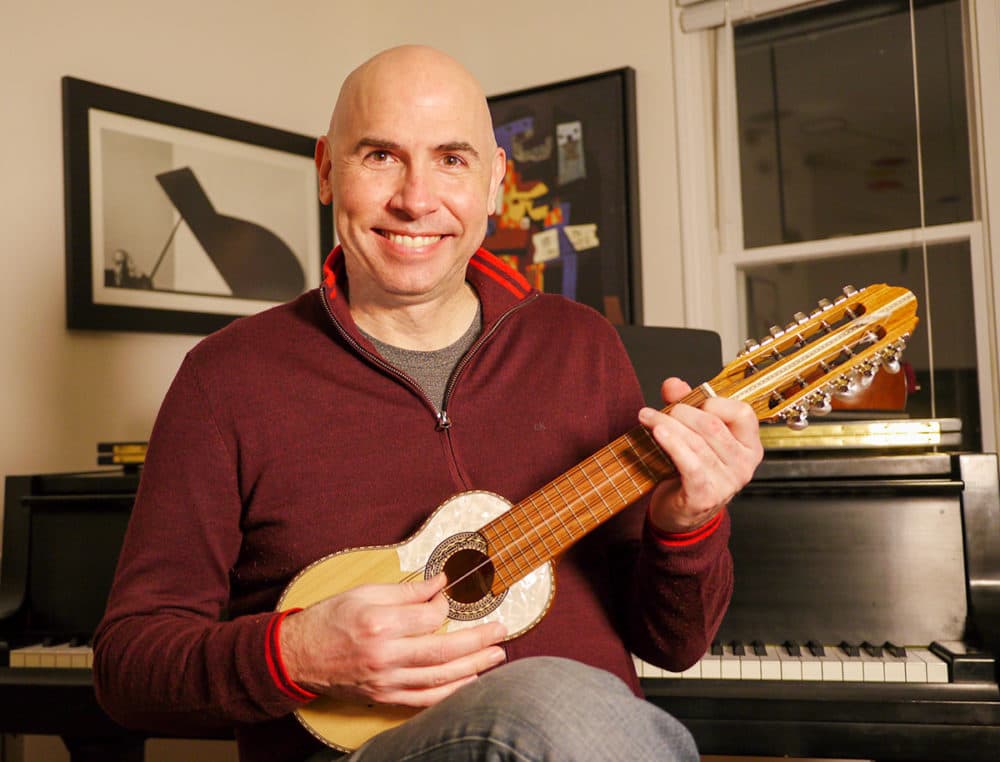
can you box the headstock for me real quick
[708,284,919,430]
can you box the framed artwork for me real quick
[62,76,333,335]
[486,68,642,325]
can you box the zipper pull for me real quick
[435,411,452,431]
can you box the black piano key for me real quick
[751,640,768,656]
[807,640,826,657]
[783,640,802,657]
[731,640,746,656]
[862,641,884,657]
[839,641,861,657]
[710,641,723,656]
[883,641,907,658]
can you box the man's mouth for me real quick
[378,230,443,248]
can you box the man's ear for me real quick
[486,146,507,216]
[315,137,333,204]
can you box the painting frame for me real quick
[486,67,642,325]
[62,76,333,335]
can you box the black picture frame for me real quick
[486,67,642,325]
[62,76,333,335]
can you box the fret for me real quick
[550,479,589,534]
[576,459,616,520]
[606,440,652,495]
[588,452,630,508]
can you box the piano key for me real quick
[783,639,802,657]
[699,650,722,679]
[750,640,768,656]
[884,641,907,658]
[884,651,907,683]
[758,644,782,680]
[862,641,884,658]
[777,645,803,680]
[860,649,886,682]
[800,651,824,681]
[710,642,723,656]
[834,644,865,681]
[720,645,743,679]
[819,652,844,681]
[912,647,949,683]
[839,640,862,658]
[730,640,746,656]
[807,640,827,657]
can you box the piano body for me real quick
[2,453,999,761]
[639,451,1000,761]
[0,469,203,761]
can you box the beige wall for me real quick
[2,1,682,759]
[0,0,682,482]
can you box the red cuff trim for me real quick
[648,509,724,548]
[266,608,319,702]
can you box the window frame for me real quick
[671,0,1000,452]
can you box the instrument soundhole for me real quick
[443,548,495,604]
[425,531,506,621]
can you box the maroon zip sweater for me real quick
[93,248,733,762]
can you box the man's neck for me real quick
[349,282,480,351]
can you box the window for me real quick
[671,0,1000,452]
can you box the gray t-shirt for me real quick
[361,304,482,410]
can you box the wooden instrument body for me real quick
[277,490,555,750]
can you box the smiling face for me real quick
[317,47,506,312]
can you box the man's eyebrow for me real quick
[437,141,480,159]
[354,137,401,153]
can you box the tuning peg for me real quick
[785,406,809,431]
[769,325,784,339]
[817,298,833,311]
[809,392,832,416]
[793,311,808,324]
[833,375,861,400]
[882,351,902,374]
[842,284,858,297]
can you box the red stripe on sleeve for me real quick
[647,509,724,548]
[266,609,319,702]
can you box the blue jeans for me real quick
[305,656,698,762]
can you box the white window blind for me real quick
[676,0,839,32]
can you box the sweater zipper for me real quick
[319,289,538,430]
[437,293,538,420]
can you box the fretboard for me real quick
[480,385,713,593]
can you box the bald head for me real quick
[327,45,497,153]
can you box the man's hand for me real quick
[640,377,763,534]
[279,573,507,707]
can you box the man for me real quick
[94,46,762,762]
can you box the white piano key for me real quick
[801,656,824,681]
[739,654,762,680]
[884,655,907,683]
[860,651,886,682]
[835,646,865,681]
[912,647,949,683]
[632,654,646,678]
[777,648,803,680]
[758,645,782,680]
[904,652,928,683]
[720,645,742,679]
[700,652,722,679]
[820,654,844,681]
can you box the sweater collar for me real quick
[320,245,536,336]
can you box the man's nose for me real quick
[390,163,439,218]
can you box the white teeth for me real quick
[384,232,441,248]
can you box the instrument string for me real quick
[417,393,701,598]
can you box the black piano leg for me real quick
[62,735,145,762]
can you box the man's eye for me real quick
[368,150,390,162]
[442,155,465,167]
